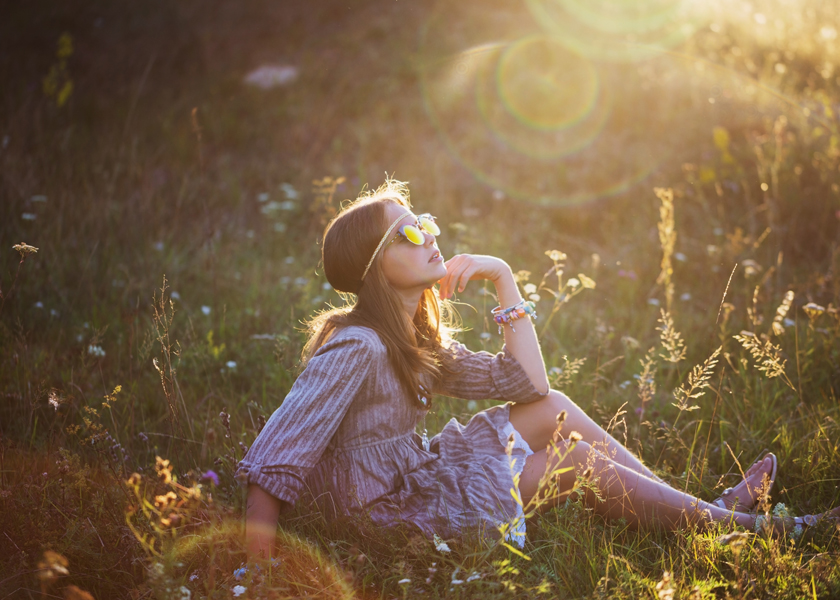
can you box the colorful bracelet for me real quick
[491,299,537,334]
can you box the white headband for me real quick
[360,212,414,282]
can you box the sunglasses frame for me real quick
[387,213,440,247]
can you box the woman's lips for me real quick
[429,251,442,263]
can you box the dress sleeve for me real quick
[432,339,550,404]
[234,334,375,506]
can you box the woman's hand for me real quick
[437,254,511,299]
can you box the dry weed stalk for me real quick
[671,346,721,427]
[533,249,595,336]
[655,187,676,312]
[733,331,796,391]
[637,347,658,421]
[771,290,795,336]
[657,310,687,363]
[152,276,192,438]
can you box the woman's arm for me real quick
[245,484,282,561]
[438,254,549,396]
[491,268,550,395]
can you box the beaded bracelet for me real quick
[491,299,537,334]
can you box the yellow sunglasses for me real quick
[387,213,441,246]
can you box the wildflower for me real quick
[322,282,332,290]
[284,256,295,264]
[577,273,596,289]
[802,302,826,321]
[281,182,299,199]
[569,431,583,442]
[37,550,69,582]
[680,293,691,301]
[648,298,660,306]
[674,252,687,262]
[50,309,59,317]
[243,64,298,89]
[529,293,541,302]
[226,361,237,369]
[479,331,491,340]
[138,432,148,442]
[492,190,505,201]
[232,584,247,597]
[202,470,219,486]
[12,242,39,258]
[523,283,537,294]
[741,259,761,278]
[274,222,287,233]
[278,200,295,210]
[397,578,411,585]
[34,301,44,308]
[201,306,211,315]
[545,250,567,262]
[433,533,451,553]
[279,276,290,285]
[257,192,270,202]
[294,277,308,286]
[48,390,64,410]
[178,586,191,600]
[233,566,248,580]
[22,213,36,221]
[171,291,181,300]
[567,277,580,289]
[621,335,640,350]
[467,400,478,411]
[87,345,106,357]
[783,318,795,327]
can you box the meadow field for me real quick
[2,0,840,597]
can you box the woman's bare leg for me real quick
[509,390,663,482]
[517,440,756,530]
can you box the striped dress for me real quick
[234,325,550,546]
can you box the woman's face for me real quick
[379,202,446,296]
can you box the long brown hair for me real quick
[301,178,460,407]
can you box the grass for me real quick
[2,0,840,597]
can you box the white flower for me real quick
[479,332,491,340]
[22,213,36,220]
[433,533,451,553]
[680,293,692,301]
[171,291,181,300]
[523,283,537,294]
[674,252,687,262]
[567,278,580,289]
[243,64,298,89]
[232,585,247,597]
[467,400,478,412]
[226,361,237,369]
[279,276,291,285]
[647,298,661,306]
[466,571,482,582]
[529,293,541,302]
[179,586,191,600]
[281,183,299,199]
[397,578,411,585]
[783,318,795,327]
[322,282,332,290]
[278,200,295,211]
[257,192,270,202]
[294,277,308,286]
[273,222,287,233]
[88,345,106,357]
[201,306,211,315]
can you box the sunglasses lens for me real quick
[419,215,440,236]
[402,225,425,245]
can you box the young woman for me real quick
[236,179,837,560]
